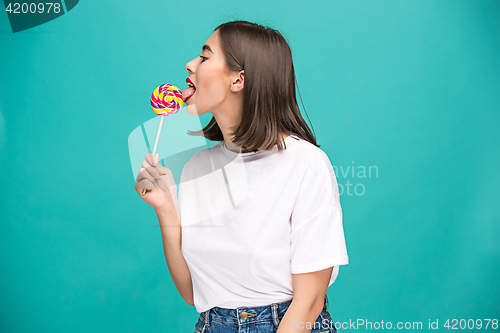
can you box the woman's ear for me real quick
[231,70,244,92]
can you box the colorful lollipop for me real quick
[151,84,183,117]
[142,84,183,196]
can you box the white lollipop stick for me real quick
[142,116,164,196]
[152,115,164,156]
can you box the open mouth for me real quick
[183,79,196,103]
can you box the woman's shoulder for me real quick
[285,134,330,165]
[285,136,337,184]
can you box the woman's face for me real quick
[183,30,241,117]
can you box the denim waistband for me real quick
[201,295,329,328]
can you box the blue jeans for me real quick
[194,295,338,333]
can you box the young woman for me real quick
[135,20,348,333]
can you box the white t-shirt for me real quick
[178,134,349,313]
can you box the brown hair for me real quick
[187,20,320,152]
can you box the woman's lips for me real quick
[182,87,196,103]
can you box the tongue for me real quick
[182,87,196,102]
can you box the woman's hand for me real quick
[134,153,179,216]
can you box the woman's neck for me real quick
[224,133,289,154]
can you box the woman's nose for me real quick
[185,59,196,73]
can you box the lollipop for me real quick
[151,84,183,117]
[142,84,183,196]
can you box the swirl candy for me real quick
[150,84,183,116]
[141,83,183,196]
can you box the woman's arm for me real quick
[277,267,333,333]
[156,208,194,306]
[135,153,194,306]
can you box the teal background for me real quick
[1,0,499,332]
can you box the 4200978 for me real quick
[5,3,62,14]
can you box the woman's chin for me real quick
[186,102,202,116]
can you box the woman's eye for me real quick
[199,55,208,63]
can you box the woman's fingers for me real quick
[157,167,179,192]
[136,154,173,196]
[141,160,164,179]
[145,153,161,168]
[136,167,151,183]
[135,178,157,193]
[155,174,168,191]
[144,153,167,176]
